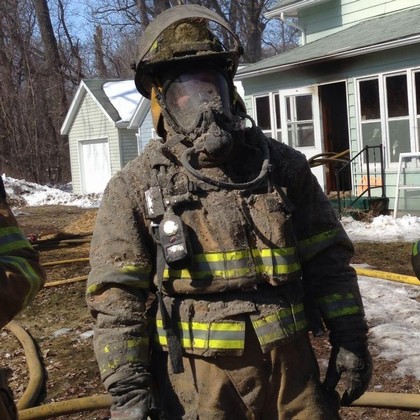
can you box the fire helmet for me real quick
[134,5,243,100]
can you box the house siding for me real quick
[69,93,120,194]
[119,128,139,168]
[300,0,420,43]
[138,111,155,152]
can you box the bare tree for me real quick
[89,0,297,64]
[94,25,108,77]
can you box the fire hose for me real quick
[2,258,419,418]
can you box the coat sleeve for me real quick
[0,200,45,328]
[285,150,367,332]
[86,171,155,390]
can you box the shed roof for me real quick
[60,79,143,135]
[237,7,420,79]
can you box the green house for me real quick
[237,0,420,216]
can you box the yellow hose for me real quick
[15,390,420,419]
[4,321,43,410]
[42,258,89,267]
[44,275,88,287]
[355,267,420,286]
[353,391,420,409]
[18,394,112,419]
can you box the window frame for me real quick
[252,92,282,141]
[356,68,420,169]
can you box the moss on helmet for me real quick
[148,20,224,63]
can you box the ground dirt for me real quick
[1,205,419,419]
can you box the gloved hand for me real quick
[323,319,372,406]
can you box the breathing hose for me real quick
[180,135,271,190]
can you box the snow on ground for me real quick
[3,175,420,380]
[5,176,102,208]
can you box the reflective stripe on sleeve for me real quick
[156,319,246,352]
[316,292,362,320]
[298,228,343,262]
[98,337,150,376]
[0,255,43,308]
[251,303,308,348]
[0,227,32,253]
[87,264,152,295]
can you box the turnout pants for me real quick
[152,322,340,420]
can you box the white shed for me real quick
[61,79,152,194]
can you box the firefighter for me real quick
[0,177,45,420]
[87,5,372,419]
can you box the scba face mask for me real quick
[159,69,236,161]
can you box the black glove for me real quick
[0,177,6,201]
[108,373,159,420]
[323,316,372,406]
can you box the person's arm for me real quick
[0,178,45,328]
[285,151,372,406]
[86,172,158,420]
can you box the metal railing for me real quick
[334,145,387,216]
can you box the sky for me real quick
[3,175,420,382]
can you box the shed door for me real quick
[280,87,324,189]
[79,139,111,194]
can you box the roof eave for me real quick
[60,81,86,135]
[236,35,420,80]
[265,0,328,19]
[128,98,151,129]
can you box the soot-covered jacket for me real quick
[87,128,367,389]
[0,200,45,329]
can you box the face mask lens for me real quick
[163,70,231,131]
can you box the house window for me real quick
[253,93,281,140]
[386,74,410,162]
[360,79,382,162]
[357,69,420,167]
[286,94,314,147]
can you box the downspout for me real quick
[280,12,306,45]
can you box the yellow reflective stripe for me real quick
[87,264,152,295]
[156,319,245,350]
[0,227,32,253]
[413,241,419,257]
[253,248,301,275]
[252,304,308,346]
[164,266,250,280]
[0,256,43,308]
[195,249,250,262]
[100,337,149,374]
[120,265,151,275]
[164,247,300,280]
[316,292,362,319]
[298,228,342,261]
